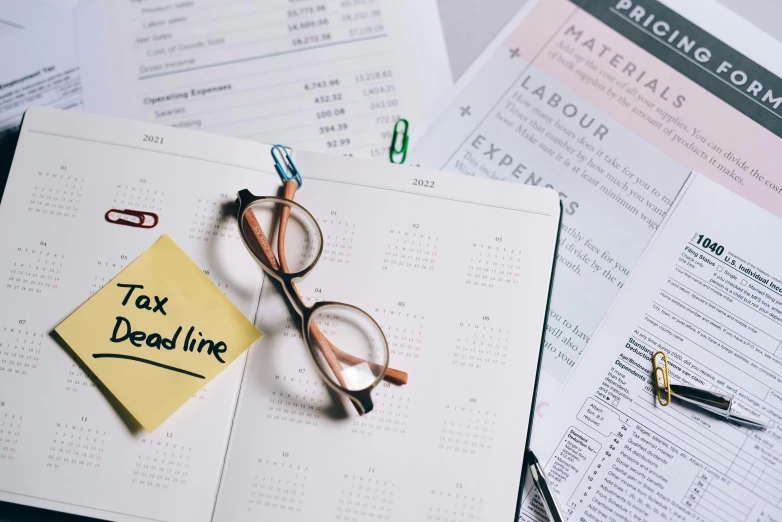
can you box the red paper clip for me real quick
[105,209,159,228]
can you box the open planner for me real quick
[0,107,561,522]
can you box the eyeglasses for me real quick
[235,146,408,415]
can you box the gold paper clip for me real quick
[652,350,671,406]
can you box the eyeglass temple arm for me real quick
[274,182,351,391]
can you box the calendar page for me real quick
[212,152,562,521]
[0,108,560,522]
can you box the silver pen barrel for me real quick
[670,384,768,428]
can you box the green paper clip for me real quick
[389,118,409,164]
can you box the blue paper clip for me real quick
[271,144,302,189]
[389,118,409,164]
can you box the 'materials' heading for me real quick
[614,0,781,112]
[569,0,782,139]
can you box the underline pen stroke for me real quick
[92,353,206,379]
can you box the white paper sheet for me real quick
[522,173,782,521]
[408,0,782,411]
[0,107,560,521]
[74,0,452,159]
[0,1,81,133]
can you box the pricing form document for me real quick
[0,107,560,522]
[0,1,81,133]
[73,0,452,159]
[408,0,782,410]
[523,173,782,522]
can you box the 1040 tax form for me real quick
[524,173,782,522]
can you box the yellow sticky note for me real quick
[56,234,262,431]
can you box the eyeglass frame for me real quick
[235,182,405,415]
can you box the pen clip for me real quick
[652,350,671,406]
[105,209,159,228]
[389,118,409,164]
[271,144,302,189]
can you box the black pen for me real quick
[527,449,564,522]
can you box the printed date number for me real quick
[143,134,164,144]
[413,178,435,188]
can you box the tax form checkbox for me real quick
[741,279,748,286]
[717,265,723,272]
